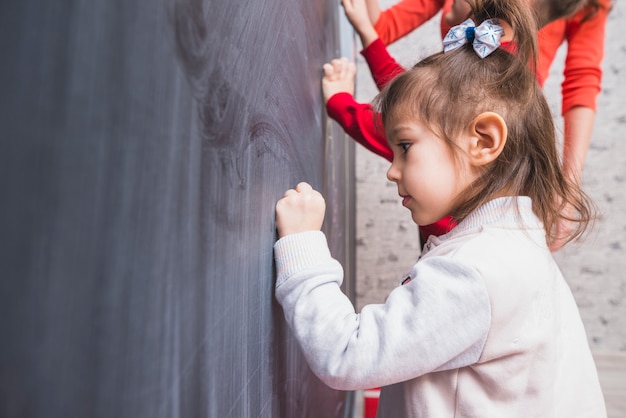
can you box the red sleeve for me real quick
[374,0,447,45]
[561,4,608,113]
[537,2,608,114]
[326,92,393,162]
[360,38,406,91]
[537,20,566,87]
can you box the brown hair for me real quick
[374,0,596,247]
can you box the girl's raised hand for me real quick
[341,0,379,47]
[276,182,326,238]
[322,57,356,104]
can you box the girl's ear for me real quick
[466,112,507,166]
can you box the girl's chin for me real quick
[411,214,432,226]
[411,211,441,227]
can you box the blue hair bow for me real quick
[443,18,504,59]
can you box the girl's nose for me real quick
[386,161,399,183]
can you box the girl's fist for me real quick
[276,182,326,238]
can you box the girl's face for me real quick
[386,117,474,226]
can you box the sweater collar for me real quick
[423,196,543,252]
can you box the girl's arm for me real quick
[327,93,393,161]
[364,0,382,28]
[343,0,380,49]
[560,4,608,116]
[361,38,406,91]
[545,2,608,251]
[562,106,595,186]
[537,4,608,175]
[373,0,447,45]
[322,57,393,161]
[273,231,490,390]
[561,4,608,187]
[343,0,407,89]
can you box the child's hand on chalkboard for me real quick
[276,182,326,238]
[322,58,356,104]
[342,0,379,48]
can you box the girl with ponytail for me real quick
[274,0,606,416]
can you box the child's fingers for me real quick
[337,57,349,78]
[339,58,355,81]
[325,57,346,77]
[322,57,348,80]
[322,57,355,103]
[322,62,334,77]
[295,182,313,193]
[275,183,326,237]
[331,58,345,68]
[347,61,356,76]
[279,182,313,202]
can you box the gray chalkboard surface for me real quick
[0,0,355,417]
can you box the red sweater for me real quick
[374,0,609,112]
[536,4,609,112]
[374,0,451,47]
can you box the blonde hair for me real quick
[374,0,596,247]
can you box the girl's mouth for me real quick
[402,196,412,207]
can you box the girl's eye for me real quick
[399,142,411,154]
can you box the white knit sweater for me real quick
[274,197,606,417]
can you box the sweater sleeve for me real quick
[274,231,491,390]
[374,0,447,45]
[561,4,608,114]
[326,92,393,161]
[361,38,406,91]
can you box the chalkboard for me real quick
[0,0,355,417]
